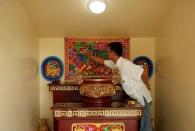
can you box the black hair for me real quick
[108,42,123,56]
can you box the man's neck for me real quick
[113,56,120,63]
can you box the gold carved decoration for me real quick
[80,83,115,98]
[112,67,121,85]
[79,68,121,98]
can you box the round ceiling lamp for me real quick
[88,0,107,14]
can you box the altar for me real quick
[48,76,144,131]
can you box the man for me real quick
[84,42,152,131]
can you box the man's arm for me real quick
[87,55,105,65]
[82,51,105,64]
[82,51,115,69]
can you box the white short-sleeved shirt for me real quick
[104,57,152,106]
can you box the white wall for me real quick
[39,37,155,130]
[39,38,64,130]
[156,0,195,131]
[0,1,39,131]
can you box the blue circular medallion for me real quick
[41,56,64,82]
[133,56,154,79]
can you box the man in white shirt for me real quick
[84,42,152,131]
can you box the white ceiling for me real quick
[21,0,174,37]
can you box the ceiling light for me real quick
[88,0,107,14]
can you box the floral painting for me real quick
[65,37,129,78]
[72,123,125,131]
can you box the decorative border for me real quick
[49,85,122,91]
[53,103,84,108]
[54,109,142,118]
[49,86,79,91]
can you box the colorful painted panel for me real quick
[72,123,125,131]
[65,37,129,77]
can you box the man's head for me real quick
[107,42,123,60]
